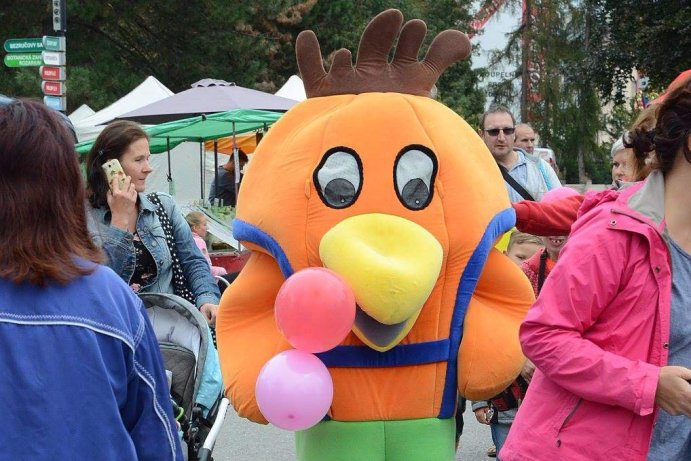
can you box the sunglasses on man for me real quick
[484,127,515,137]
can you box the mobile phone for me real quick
[102,158,126,189]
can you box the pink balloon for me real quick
[541,186,580,203]
[275,267,355,353]
[255,349,333,431]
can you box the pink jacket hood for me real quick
[501,171,672,461]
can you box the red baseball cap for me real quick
[650,69,691,105]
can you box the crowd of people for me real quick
[456,77,691,460]
[1,66,689,459]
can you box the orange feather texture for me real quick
[216,92,535,423]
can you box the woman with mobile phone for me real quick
[500,78,691,460]
[85,121,221,326]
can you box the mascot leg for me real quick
[295,418,455,461]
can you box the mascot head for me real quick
[235,9,514,354]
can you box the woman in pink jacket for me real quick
[501,78,691,460]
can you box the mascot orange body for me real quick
[217,10,534,460]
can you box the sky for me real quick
[470,5,519,70]
[467,3,522,113]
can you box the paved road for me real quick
[211,405,494,460]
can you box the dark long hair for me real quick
[0,100,103,285]
[85,120,148,208]
[622,105,658,180]
[654,77,691,172]
[626,77,691,173]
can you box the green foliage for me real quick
[480,0,685,183]
[419,0,485,125]
[586,143,614,184]
[602,98,640,139]
[535,2,608,183]
[587,0,691,103]
[484,0,629,183]
[0,0,484,120]
[0,0,50,100]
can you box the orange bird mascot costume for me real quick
[217,9,534,461]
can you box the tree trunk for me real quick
[578,4,591,184]
[520,0,531,122]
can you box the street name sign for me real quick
[40,65,66,81]
[42,51,66,66]
[42,36,66,52]
[3,38,43,53]
[42,81,66,96]
[4,53,43,67]
[44,95,66,111]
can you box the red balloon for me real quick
[275,267,356,353]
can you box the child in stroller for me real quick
[140,293,229,461]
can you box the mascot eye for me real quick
[394,145,437,210]
[314,147,363,209]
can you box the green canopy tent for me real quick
[75,108,282,200]
[75,108,282,155]
[76,108,284,251]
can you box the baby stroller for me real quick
[140,293,229,461]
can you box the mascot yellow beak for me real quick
[319,214,443,352]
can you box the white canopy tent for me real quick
[68,104,95,124]
[145,144,223,204]
[74,76,173,142]
[76,76,299,249]
[275,75,306,101]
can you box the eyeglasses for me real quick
[484,127,515,137]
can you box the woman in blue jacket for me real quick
[0,99,183,460]
[85,121,220,325]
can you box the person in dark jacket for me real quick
[208,149,249,207]
[0,99,183,460]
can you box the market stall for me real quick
[75,108,284,252]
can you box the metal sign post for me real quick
[52,0,67,34]
[2,1,68,112]
[50,0,67,112]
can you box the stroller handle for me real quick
[198,397,230,461]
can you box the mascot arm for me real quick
[216,251,290,423]
[513,195,582,236]
[458,248,535,400]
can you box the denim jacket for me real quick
[87,192,220,308]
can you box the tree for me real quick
[485,0,609,183]
[0,0,484,119]
[586,0,691,103]
[417,0,486,125]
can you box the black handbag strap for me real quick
[537,250,549,294]
[498,164,535,202]
[147,193,196,304]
